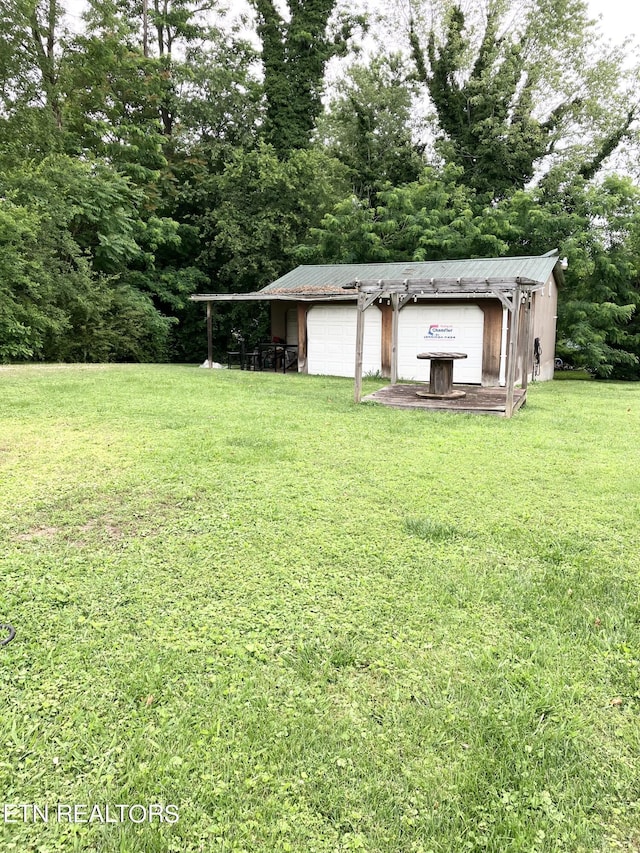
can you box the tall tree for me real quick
[0,0,70,160]
[406,0,638,198]
[195,142,349,291]
[182,143,349,356]
[76,0,231,150]
[252,0,364,155]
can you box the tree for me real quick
[179,143,348,355]
[62,23,167,181]
[466,178,640,377]
[553,177,640,377]
[0,155,192,362]
[318,55,425,200]
[298,164,508,263]
[252,0,365,155]
[406,0,638,198]
[193,142,347,287]
[0,0,71,162]
[0,199,58,361]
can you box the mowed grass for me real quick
[0,365,639,853]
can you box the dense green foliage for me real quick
[317,56,425,201]
[1,365,640,850]
[0,155,180,361]
[0,0,638,374]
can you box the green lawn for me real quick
[1,365,639,852]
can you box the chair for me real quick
[226,350,244,369]
[244,349,260,371]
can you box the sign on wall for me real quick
[425,324,457,340]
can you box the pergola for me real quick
[345,275,544,418]
[192,253,561,418]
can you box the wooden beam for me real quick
[354,292,366,403]
[362,292,380,311]
[390,292,399,386]
[504,286,522,418]
[493,291,514,311]
[191,293,355,302]
[352,276,544,294]
[206,302,213,369]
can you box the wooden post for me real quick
[297,303,308,374]
[354,291,365,403]
[521,292,532,391]
[390,292,399,386]
[206,301,213,369]
[505,286,521,418]
[380,303,392,378]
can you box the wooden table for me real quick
[416,351,468,399]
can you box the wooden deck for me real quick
[362,383,527,416]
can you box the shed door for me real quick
[307,305,381,377]
[397,304,484,383]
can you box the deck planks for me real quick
[362,383,527,416]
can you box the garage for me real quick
[192,253,562,417]
[397,304,485,383]
[307,304,382,377]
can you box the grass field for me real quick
[0,365,639,853]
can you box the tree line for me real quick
[1,0,639,376]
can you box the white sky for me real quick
[63,0,639,46]
[587,0,639,44]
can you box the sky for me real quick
[586,0,639,44]
[63,0,640,46]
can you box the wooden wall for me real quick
[380,303,392,378]
[480,301,503,386]
[532,275,558,381]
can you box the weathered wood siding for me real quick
[380,302,393,378]
[480,301,503,386]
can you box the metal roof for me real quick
[260,254,562,295]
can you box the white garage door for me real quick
[307,305,382,377]
[398,304,484,383]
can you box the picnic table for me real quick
[416,351,468,399]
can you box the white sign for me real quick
[425,324,457,340]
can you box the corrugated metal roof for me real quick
[260,254,561,294]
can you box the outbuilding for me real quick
[192,251,562,417]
